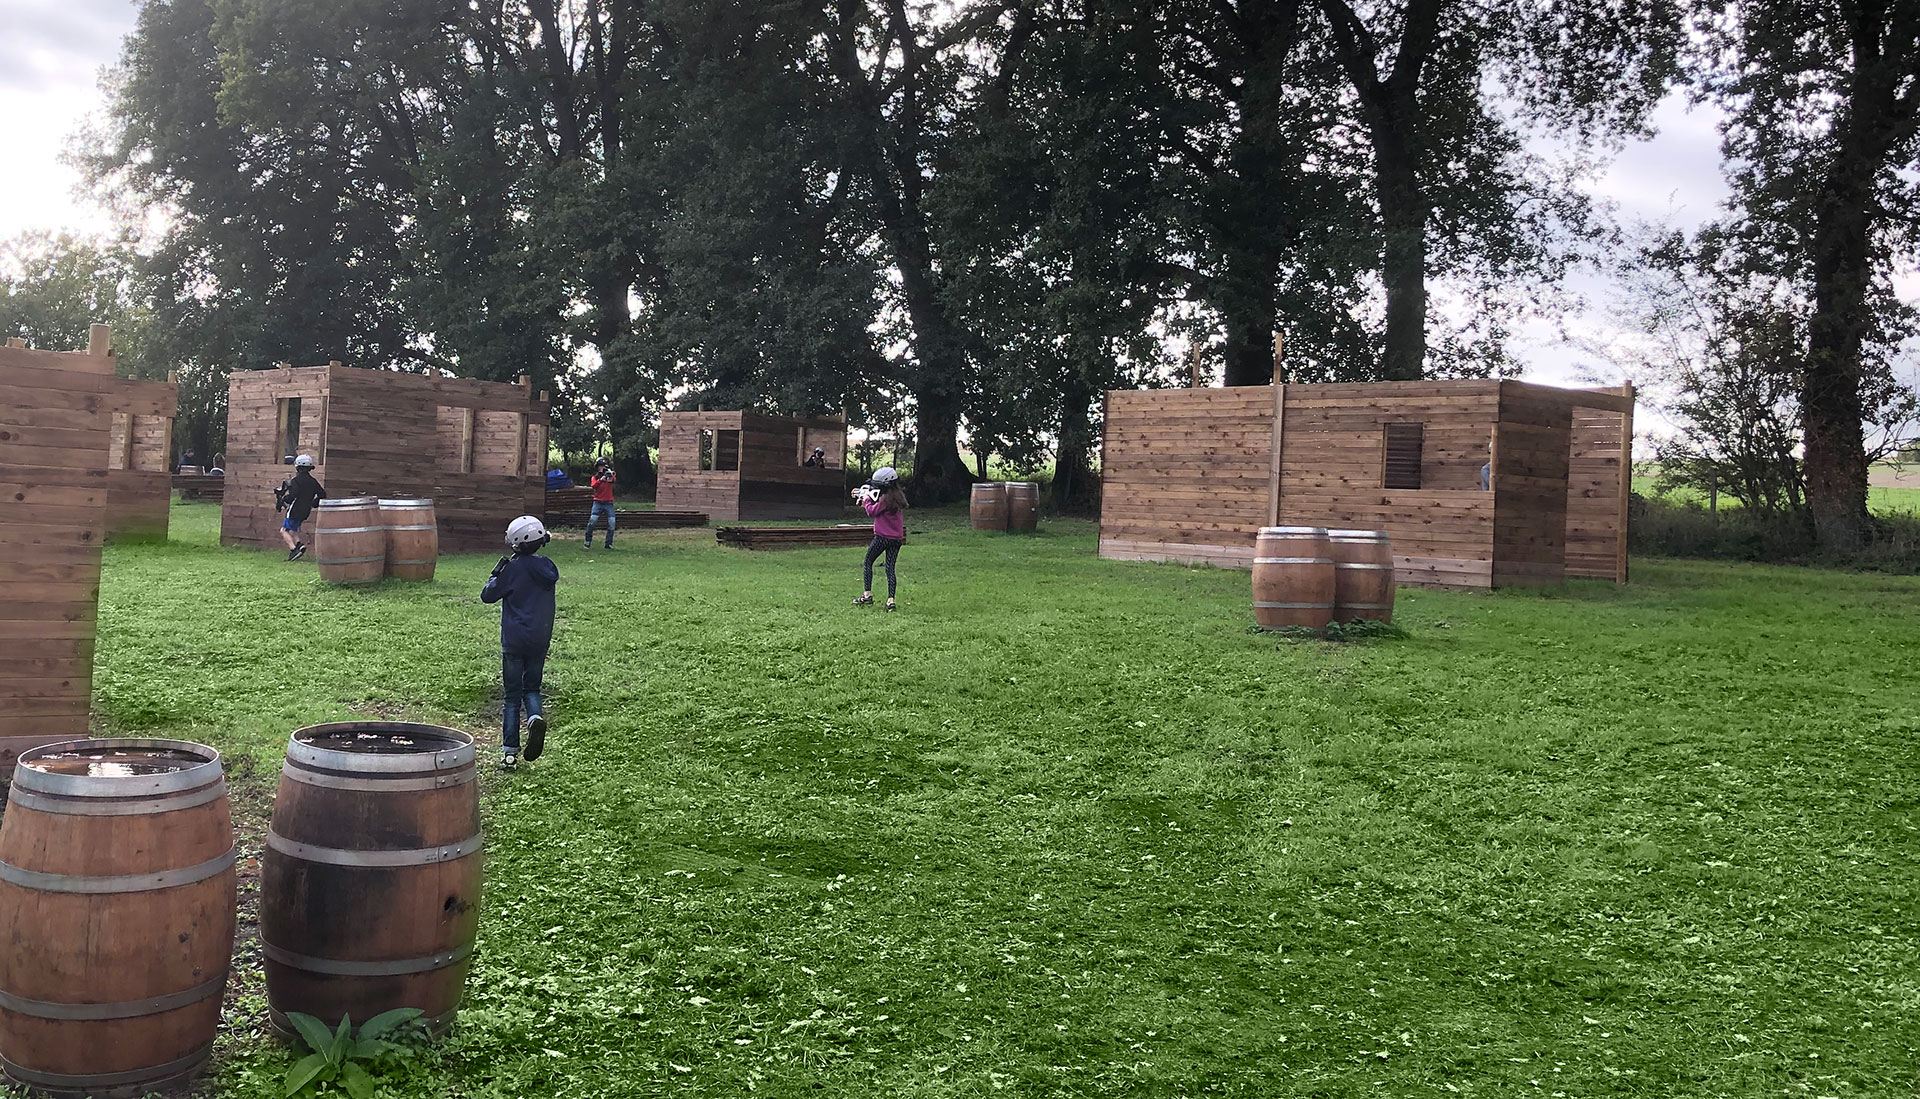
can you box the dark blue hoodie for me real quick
[481,552,559,654]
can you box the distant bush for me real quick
[1631,493,1920,572]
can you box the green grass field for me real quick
[80,502,1920,1097]
[1631,472,1920,515]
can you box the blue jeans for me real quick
[502,650,546,751]
[585,501,615,546]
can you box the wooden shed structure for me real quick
[1099,379,1634,588]
[0,326,116,764]
[656,410,848,520]
[222,363,549,553]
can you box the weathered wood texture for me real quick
[221,365,548,553]
[103,376,178,541]
[657,411,849,520]
[716,525,874,549]
[0,340,115,761]
[1098,380,1632,589]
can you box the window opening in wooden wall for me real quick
[715,430,740,472]
[278,397,303,463]
[1382,422,1423,489]
[797,426,839,468]
[699,429,715,471]
[437,406,475,473]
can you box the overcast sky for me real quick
[0,0,1748,390]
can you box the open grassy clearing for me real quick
[1631,473,1920,515]
[75,502,1920,1097]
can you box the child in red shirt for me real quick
[584,457,616,549]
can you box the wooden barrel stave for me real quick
[314,497,385,585]
[262,723,482,1036]
[1004,482,1039,531]
[1251,526,1336,629]
[379,498,439,581]
[0,739,235,1096]
[1328,529,1396,623]
[969,483,1008,530]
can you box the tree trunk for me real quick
[1373,105,1427,381]
[1052,367,1098,513]
[1220,243,1279,386]
[1802,148,1875,549]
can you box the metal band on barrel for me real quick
[262,940,474,977]
[4,780,227,818]
[1254,601,1336,610]
[316,526,385,535]
[12,739,222,799]
[2,1043,212,1090]
[0,973,225,1021]
[1253,556,1333,564]
[266,831,483,867]
[0,848,235,894]
[286,726,475,774]
[281,762,474,793]
[1333,562,1393,570]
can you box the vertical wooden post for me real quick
[1188,344,1203,389]
[1617,383,1634,584]
[1267,341,1286,527]
[88,324,112,358]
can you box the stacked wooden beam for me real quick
[172,474,226,502]
[615,509,707,528]
[716,524,875,549]
[0,326,115,768]
[542,485,594,523]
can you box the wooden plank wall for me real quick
[1490,383,1575,586]
[657,411,849,520]
[220,364,548,553]
[103,376,177,542]
[738,413,847,520]
[657,412,745,519]
[1278,382,1500,587]
[221,367,329,549]
[1566,400,1631,581]
[1099,388,1274,567]
[0,331,115,766]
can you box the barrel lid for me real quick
[13,738,223,798]
[971,483,1005,492]
[377,498,434,507]
[287,722,475,774]
[320,496,378,507]
[1327,529,1389,541]
[1258,525,1329,535]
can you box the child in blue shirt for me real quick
[482,516,560,769]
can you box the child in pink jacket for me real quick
[853,467,908,611]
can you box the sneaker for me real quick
[291,542,308,561]
[885,600,896,612]
[582,541,592,549]
[286,547,299,561]
[853,594,874,606]
[524,714,547,762]
[500,752,518,770]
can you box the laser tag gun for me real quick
[272,480,292,513]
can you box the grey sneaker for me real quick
[500,751,518,770]
[524,714,547,762]
[290,542,308,561]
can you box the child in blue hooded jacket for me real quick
[483,516,560,769]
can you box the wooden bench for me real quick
[716,525,877,550]
[172,474,225,502]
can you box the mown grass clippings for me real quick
[74,499,1920,1097]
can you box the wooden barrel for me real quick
[262,723,482,1038]
[1328,529,1396,623]
[1251,526,1335,629]
[379,498,438,581]
[1004,482,1039,531]
[0,739,234,1097]
[313,497,384,585]
[969,483,1008,530]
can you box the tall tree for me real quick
[1695,0,1920,547]
[1317,0,1680,378]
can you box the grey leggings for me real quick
[863,536,903,597]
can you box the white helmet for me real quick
[506,515,549,550]
[870,466,900,488]
[294,454,315,468]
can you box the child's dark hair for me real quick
[879,485,908,511]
